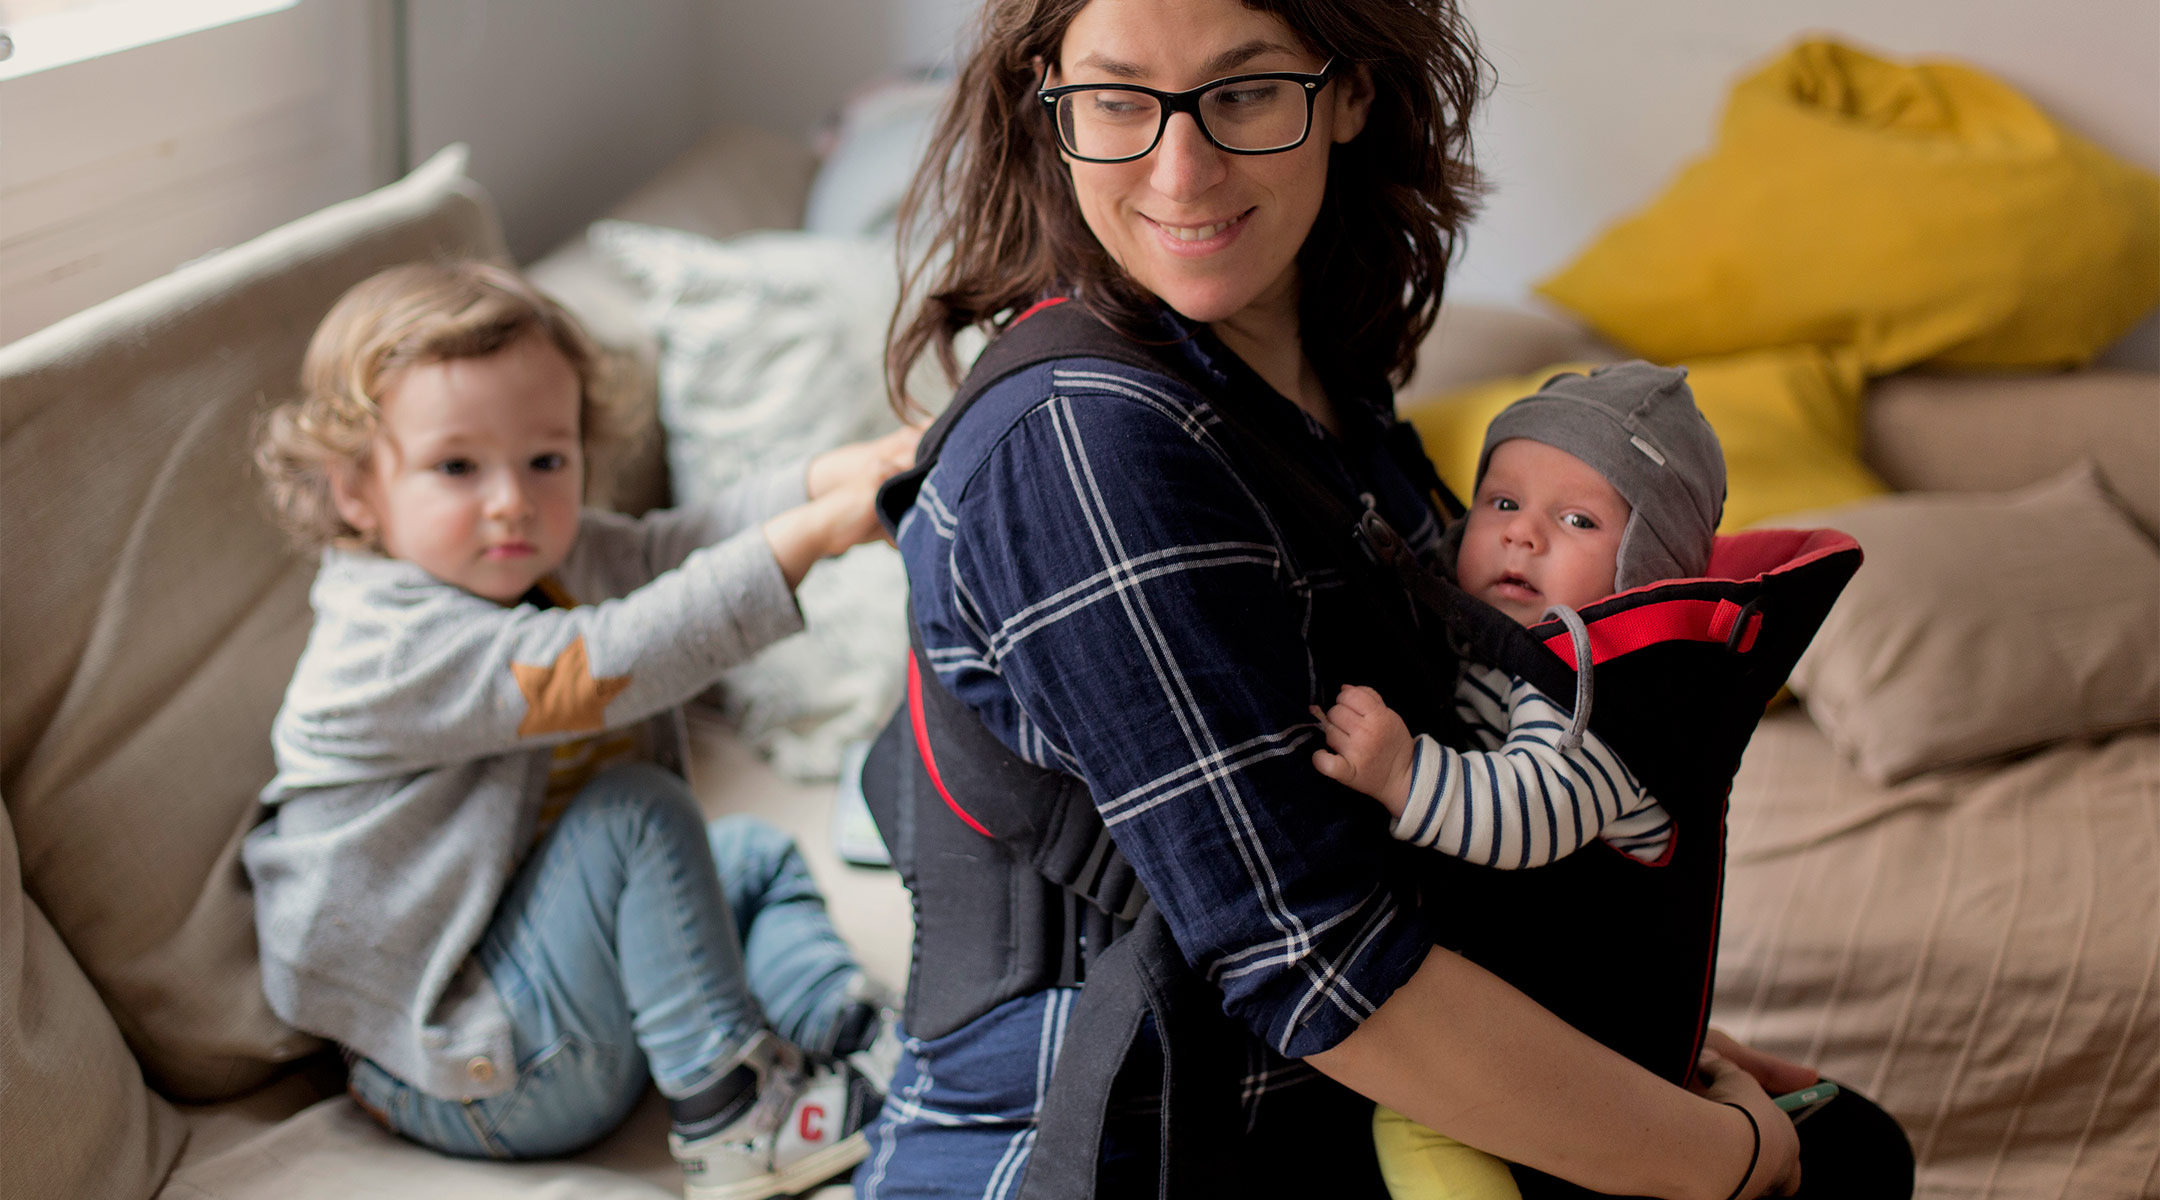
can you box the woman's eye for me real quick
[1089,94,1149,119]
[1215,82,1282,108]
[437,458,474,477]
[532,452,567,472]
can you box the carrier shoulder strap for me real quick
[871,299,1435,1200]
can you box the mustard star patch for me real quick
[512,635,632,737]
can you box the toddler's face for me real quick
[1455,438,1630,626]
[332,332,584,603]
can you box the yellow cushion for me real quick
[1537,39,2160,374]
[1400,345,1888,533]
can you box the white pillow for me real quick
[804,77,950,239]
[592,221,975,779]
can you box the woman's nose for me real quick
[1148,111,1228,202]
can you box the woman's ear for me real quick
[1329,62,1375,145]
[328,460,379,539]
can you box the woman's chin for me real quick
[1147,276,1269,327]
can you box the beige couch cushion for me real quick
[2,801,187,1200]
[1864,368,2160,536]
[1781,462,2160,783]
[0,146,508,1101]
[529,123,821,516]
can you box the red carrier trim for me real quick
[1009,296,1070,326]
[1540,597,1761,667]
[907,652,994,838]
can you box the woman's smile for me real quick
[1056,0,1368,327]
[1142,207,1254,253]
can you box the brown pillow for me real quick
[1778,462,2160,783]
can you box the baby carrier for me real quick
[861,299,1861,1200]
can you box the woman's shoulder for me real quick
[935,352,1229,500]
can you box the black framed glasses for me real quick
[1038,58,1338,163]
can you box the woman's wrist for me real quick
[1718,1102,1762,1200]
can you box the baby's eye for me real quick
[437,458,475,477]
[531,452,567,472]
[1562,512,1599,531]
[1489,497,1519,512]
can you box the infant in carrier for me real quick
[1312,361,1731,1200]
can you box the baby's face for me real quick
[1455,438,1631,626]
[331,332,585,603]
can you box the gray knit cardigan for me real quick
[243,465,807,1100]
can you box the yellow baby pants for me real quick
[1373,1105,1523,1200]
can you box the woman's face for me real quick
[1054,0,1371,328]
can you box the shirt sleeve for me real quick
[1390,667,1673,868]
[599,459,811,577]
[921,386,1432,1059]
[273,530,803,784]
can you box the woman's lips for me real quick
[1143,208,1254,256]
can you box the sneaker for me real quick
[671,1033,881,1200]
[829,973,904,1095]
[844,1005,904,1096]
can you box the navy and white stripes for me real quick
[1392,664,1674,867]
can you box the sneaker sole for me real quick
[683,1130,870,1200]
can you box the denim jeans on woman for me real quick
[347,761,863,1158]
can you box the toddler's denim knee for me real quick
[553,761,707,854]
[706,813,795,882]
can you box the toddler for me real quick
[243,261,916,1200]
[1311,361,1726,1200]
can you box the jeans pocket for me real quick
[467,1035,643,1159]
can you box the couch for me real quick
[3,122,2154,1200]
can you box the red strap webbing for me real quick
[1539,597,1761,667]
[908,652,994,838]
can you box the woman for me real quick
[865,2,1838,1196]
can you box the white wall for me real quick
[0,0,384,344]
[406,0,718,263]
[701,0,2160,366]
[1450,0,2160,368]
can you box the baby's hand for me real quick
[1311,685,1417,819]
[807,426,924,500]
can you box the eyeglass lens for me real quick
[1055,78,1310,159]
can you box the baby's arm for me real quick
[1311,684,1418,817]
[1315,678,1670,868]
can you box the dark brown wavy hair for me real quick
[887,0,1488,416]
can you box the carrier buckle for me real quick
[1721,596,1764,654]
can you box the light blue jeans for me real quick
[348,762,863,1158]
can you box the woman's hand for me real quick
[1698,1028,1819,1096]
[806,425,923,501]
[762,481,886,590]
[1696,1048,1804,1198]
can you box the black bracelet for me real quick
[1720,1102,1762,1200]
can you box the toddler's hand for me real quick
[1311,684,1417,818]
[807,426,924,500]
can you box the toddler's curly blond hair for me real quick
[256,260,641,551]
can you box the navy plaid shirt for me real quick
[897,314,1454,1091]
